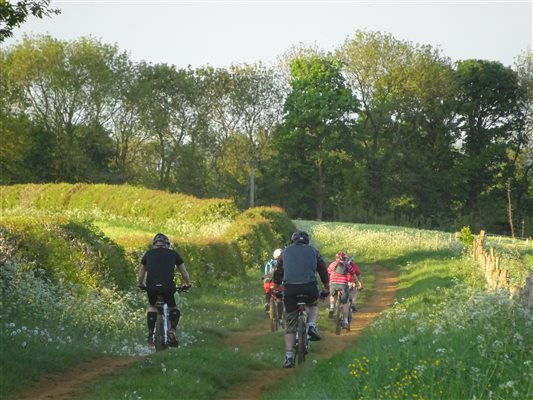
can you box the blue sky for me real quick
[3,1,532,68]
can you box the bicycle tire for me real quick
[335,296,342,335]
[154,313,165,351]
[347,302,352,332]
[297,314,307,365]
[269,296,278,332]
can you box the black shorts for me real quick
[282,282,319,314]
[146,284,177,307]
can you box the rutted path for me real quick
[14,265,397,400]
[221,264,398,400]
[15,357,136,400]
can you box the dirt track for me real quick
[15,357,136,400]
[221,264,398,400]
[15,265,397,400]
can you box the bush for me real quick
[458,226,474,247]
[0,216,133,290]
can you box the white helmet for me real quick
[273,248,282,259]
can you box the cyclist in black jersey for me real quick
[137,233,192,347]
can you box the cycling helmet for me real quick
[291,230,309,244]
[273,248,282,259]
[152,232,170,248]
[336,251,346,260]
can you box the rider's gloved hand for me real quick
[138,284,147,291]
[181,284,192,291]
[319,289,330,299]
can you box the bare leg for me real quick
[285,332,296,352]
[307,304,319,324]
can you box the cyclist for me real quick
[137,233,192,348]
[263,248,283,315]
[327,251,362,328]
[273,230,329,368]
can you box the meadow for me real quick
[1,188,531,399]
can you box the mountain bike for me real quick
[332,288,351,335]
[294,294,310,365]
[141,284,190,351]
[269,289,284,332]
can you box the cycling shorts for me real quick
[146,284,177,307]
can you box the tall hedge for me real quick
[224,207,296,269]
[1,185,297,287]
[0,216,133,290]
[114,234,244,286]
[0,183,239,227]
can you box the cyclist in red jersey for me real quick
[327,251,362,328]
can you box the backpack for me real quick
[334,261,348,275]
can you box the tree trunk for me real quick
[507,179,515,238]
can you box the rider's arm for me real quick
[177,263,192,286]
[316,253,329,290]
[137,264,146,286]
[351,263,363,288]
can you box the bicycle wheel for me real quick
[269,296,279,332]
[335,297,342,335]
[154,312,166,351]
[296,315,307,365]
[278,300,285,328]
[347,303,352,332]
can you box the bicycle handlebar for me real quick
[137,284,192,293]
[177,284,191,293]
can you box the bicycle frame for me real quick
[295,296,310,365]
[152,285,189,352]
[154,296,169,351]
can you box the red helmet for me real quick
[335,251,345,260]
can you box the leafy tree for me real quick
[196,64,284,206]
[453,59,523,232]
[3,35,130,181]
[271,53,359,220]
[338,31,458,227]
[511,50,533,236]
[134,63,204,191]
[0,0,59,41]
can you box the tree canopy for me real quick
[1,33,531,236]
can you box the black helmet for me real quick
[291,230,309,244]
[152,232,170,248]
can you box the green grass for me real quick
[2,218,531,400]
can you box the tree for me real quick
[511,50,533,236]
[134,63,204,191]
[0,0,59,42]
[196,64,284,206]
[271,53,359,220]
[338,31,458,227]
[4,35,130,181]
[453,59,523,232]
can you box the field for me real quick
[1,185,531,399]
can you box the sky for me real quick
[3,0,532,69]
